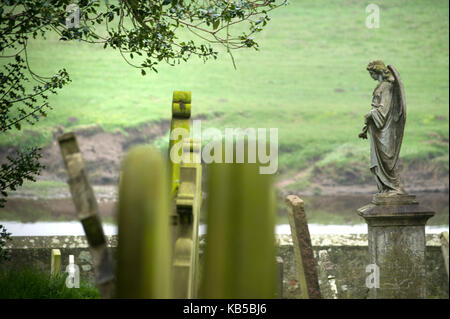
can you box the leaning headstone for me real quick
[285,195,322,299]
[117,146,172,298]
[440,232,449,279]
[50,249,61,277]
[58,132,115,298]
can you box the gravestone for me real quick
[440,232,449,279]
[58,132,115,298]
[168,91,192,197]
[50,249,61,276]
[172,139,202,298]
[285,195,322,299]
[200,152,278,298]
[117,146,172,298]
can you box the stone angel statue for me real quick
[358,60,406,195]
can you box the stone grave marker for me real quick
[50,249,61,277]
[285,195,322,299]
[440,232,449,279]
[172,139,202,299]
[58,132,115,298]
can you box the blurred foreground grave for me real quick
[117,146,172,298]
[200,150,278,298]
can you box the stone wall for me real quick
[1,234,448,299]
[274,234,448,299]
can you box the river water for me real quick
[1,220,448,237]
[0,191,448,236]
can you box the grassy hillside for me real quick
[1,0,448,184]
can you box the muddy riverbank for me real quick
[1,185,448,226]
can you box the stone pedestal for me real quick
[357,193,434,299]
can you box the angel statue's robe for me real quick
[367,67,406,194]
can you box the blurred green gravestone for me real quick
[58,133,115,298]
[285,195,321,299]
[117,146,172,298]
[200,141,278,298]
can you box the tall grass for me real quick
[0,268,99,299]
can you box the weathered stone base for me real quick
[358,194,435,298]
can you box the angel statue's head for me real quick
[366,60,394,82]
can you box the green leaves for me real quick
[90,0,286,74]
[0,224,12,263]
[212,19,220,30]
[1,1,73,208]
[0,53,70,134]
[107,12,114,22]
[0,0,286,209]
[0,147,45,208]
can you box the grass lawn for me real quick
[0,0,448,179]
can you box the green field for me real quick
[1,0,448,182]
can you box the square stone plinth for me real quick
[357,194,435,299]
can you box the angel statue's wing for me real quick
[387,64,406,123]
[387,64,407,169]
